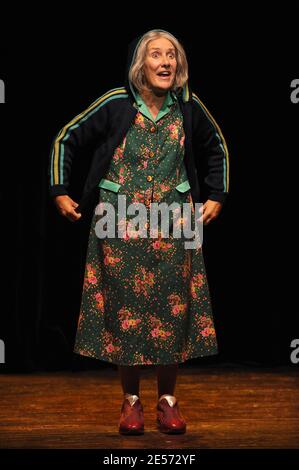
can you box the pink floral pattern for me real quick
[73,98,218,365]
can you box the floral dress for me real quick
[73,91,218,365]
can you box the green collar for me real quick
[135,90,177,123]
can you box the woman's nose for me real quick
[161,56,170,66]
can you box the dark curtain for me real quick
[1,15,298,372]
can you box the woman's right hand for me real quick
[53,195,82,222]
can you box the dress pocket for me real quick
[98,178,121,193]
[175,180,191,193]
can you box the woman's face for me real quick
[142,37,177,94]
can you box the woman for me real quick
[49,29,229,435]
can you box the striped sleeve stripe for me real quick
[192,93,229,193]
[51,87,128,186]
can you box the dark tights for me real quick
[118,364,179,400]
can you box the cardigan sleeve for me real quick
[48,94,109,198]
[191,92,229,204]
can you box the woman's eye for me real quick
[150,53,175,59]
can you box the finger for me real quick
[202,210,212,221]
[69,214,81,222]
[197,204,207,220]
[70,212,82,222]
[203,214,213,225]
[64,209,81,221]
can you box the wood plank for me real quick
[0,366,298,448]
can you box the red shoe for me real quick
[118,395,144,435]
[157,395,186,434]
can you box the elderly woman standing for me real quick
[49,29,229,435]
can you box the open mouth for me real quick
[157,71,171,79]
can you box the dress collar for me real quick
[135,90,177,122]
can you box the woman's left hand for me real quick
[199,199,223,225]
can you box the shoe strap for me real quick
[124,393,140,406]
[159,394,177,407]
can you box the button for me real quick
[149,151,155,158]
[150,126,156,133]
[147,175,153,182]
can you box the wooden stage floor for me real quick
[0,365,298,449]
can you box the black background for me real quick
[1,8,298,372]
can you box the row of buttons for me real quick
[147,128,156,184]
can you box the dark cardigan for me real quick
[48,30,229,215]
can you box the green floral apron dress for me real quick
[73,91,218,365]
